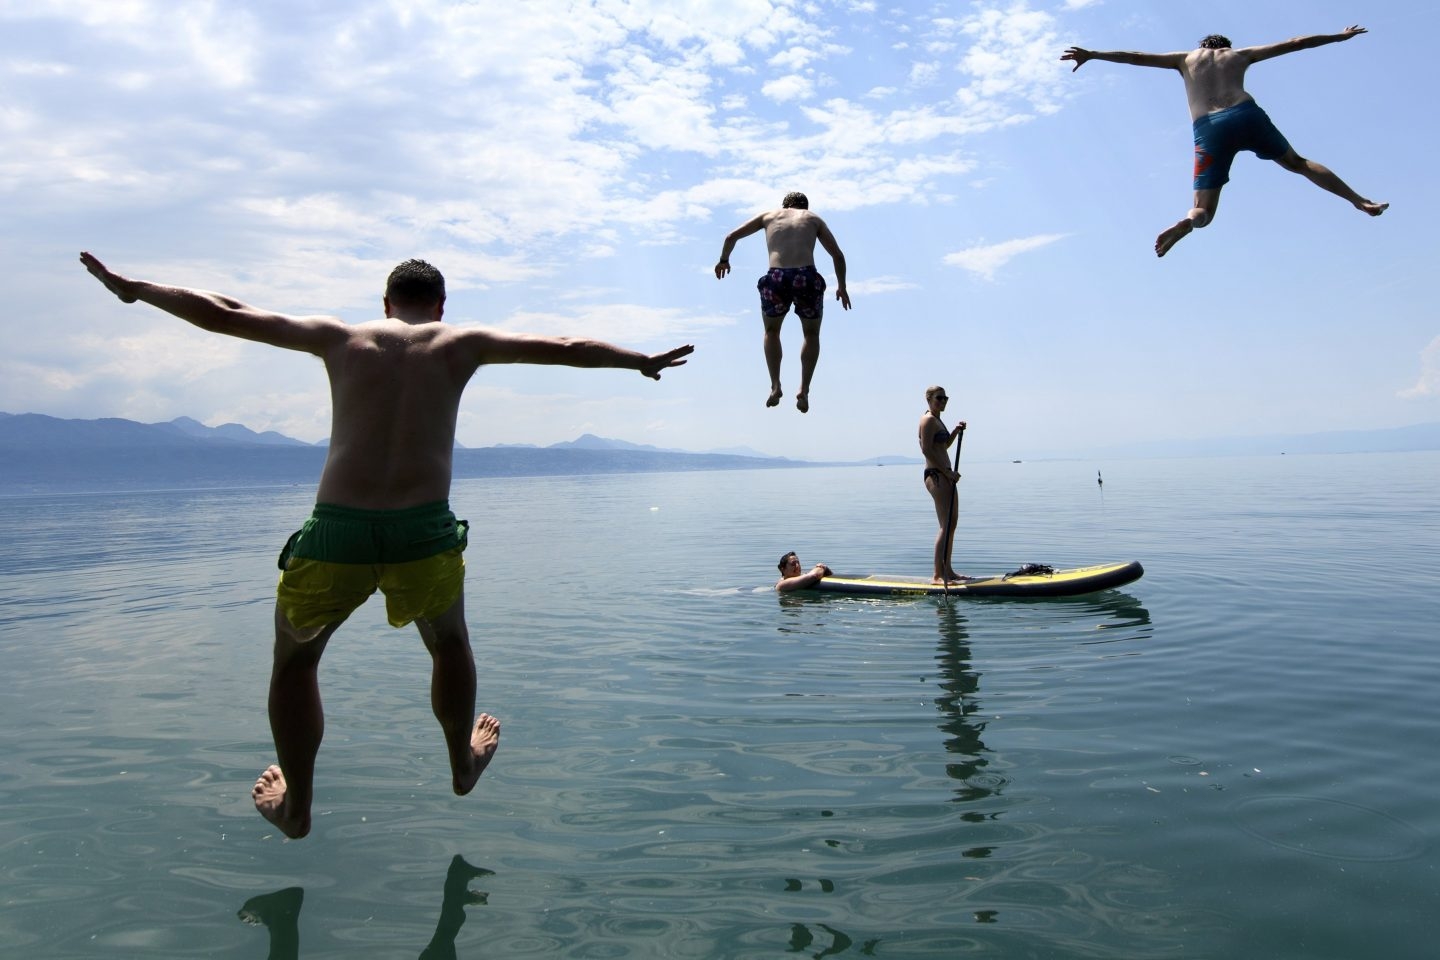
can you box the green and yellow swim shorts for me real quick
[275,501,469,631]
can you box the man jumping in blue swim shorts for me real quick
[715,192,851,412]
[81,252,694,839]
[1063,26,1387,257]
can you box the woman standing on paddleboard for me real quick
[919,386,967,584]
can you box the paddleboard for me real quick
[812,560,1143,599]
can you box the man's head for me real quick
[385,259,446,313]
[781,192,809,210]
[778,551,800,575]
[1198,34,1231,49]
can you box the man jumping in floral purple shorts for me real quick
[715,192,851,412]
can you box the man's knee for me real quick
[417,595,470,651]
[1274,150,1307,173]
[272,608,338,667]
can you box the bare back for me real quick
[918,412,951,472]
[1179,47,1257,118]
[762,209,824,268]
[316,320,475,509]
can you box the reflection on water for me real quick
[788,921,879,958]
[238,856,492,960]
[930,604,989,804]
[3,455,1438,959]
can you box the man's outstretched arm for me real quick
[1242,25,1367,64]
[80,253,347,354]
[1062,46,1187,72]
[460,328,694,380]
[815,220,851,310]
[715,212,770,278]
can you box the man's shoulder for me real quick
[775,209,824,230]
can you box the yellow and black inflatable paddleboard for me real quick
[813,561,1143,599]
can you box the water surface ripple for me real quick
[1,454,1436,958]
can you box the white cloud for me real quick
[909,61,941,86]
[69,326,245,384]
[0,0,1113,452]
[769,48,817,70]
[1399,336,1440,399]
[761,73,814,102]
[941,2,1071,119]
[849,275,919,295]
[483,303,738,345]
[942,234,1067,280]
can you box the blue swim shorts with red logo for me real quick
[1192,99,1291,190]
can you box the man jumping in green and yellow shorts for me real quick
[275,502,469,633]
[81,252,694,839]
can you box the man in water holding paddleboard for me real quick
[776,552,832,593]
[80,252,693,839]
[1062,25,1387,257]
[714,192,850,413]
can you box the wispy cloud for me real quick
[487,304,737,345]
[1399,336,1440,399]
[942,233,1067,280]
[3,0,1086,445]
[849,275,919,295]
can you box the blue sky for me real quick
[2,0,1434,461]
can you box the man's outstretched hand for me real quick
[1060,46,1092,72]
[639,344,695,380]
[79,252,138,303]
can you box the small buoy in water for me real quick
[650,506,659,511]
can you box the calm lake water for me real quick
[1,452,1437,958]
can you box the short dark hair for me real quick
[777,551,798,573]
[781,192,809,210]
[1198,34,1231,49]
[385,259,446,308]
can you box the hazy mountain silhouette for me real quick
[0,413,826,494]
[3,412,1434,495]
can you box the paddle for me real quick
[941,422,966,596]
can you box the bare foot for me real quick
[1155,218,1194,257]
[766,386,783,408]
[443,854,494,906]
[1358,200,1388,217]
[253,764,310,839]
[238,886,304,929]
[238,886,304,957]
[453,713,501,796]
[796,393,809,413]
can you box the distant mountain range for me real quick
[0,413,318,449]
[2,412,1435,495]
[0,413,853,494]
